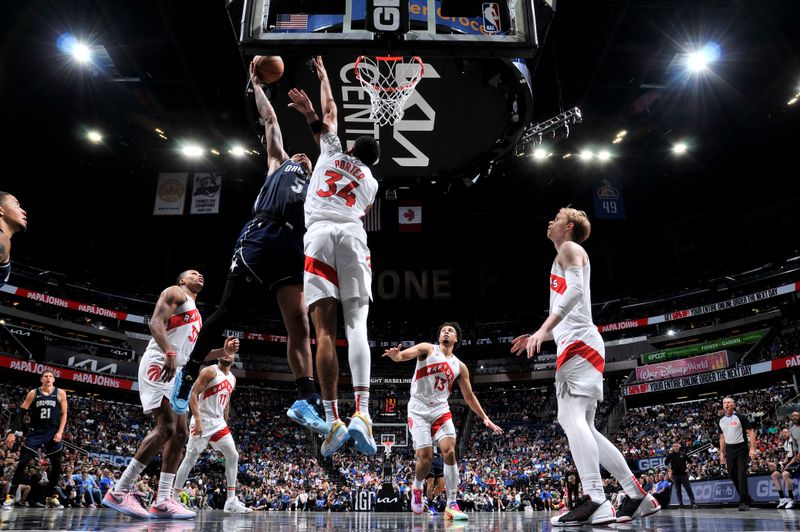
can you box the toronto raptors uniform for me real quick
[550,259,605,400]
[187,365,236,450]
[303,133,378,306]
[407,345,461,450]
[138,298,201,413]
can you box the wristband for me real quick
[309,119,323,134]
[165,350,177,357]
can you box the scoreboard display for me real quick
[382,394,398,418]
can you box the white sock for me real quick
[323,400,340,423]
[413,479,424,491]
[157,472,175,503]
[354,391,370,418]
[116,458,146,492]
[227,486,236,501]
[444,463,460,504]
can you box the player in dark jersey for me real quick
[170,60,327,434]
[3,369,67,509]
[425,455,446,514]
[0,191,27,287]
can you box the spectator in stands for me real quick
[651,471,671,507]
[665,442,698,508]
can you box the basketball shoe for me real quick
[149,497,196,519]
[321,420,350,457]
[287,394,329,435]
[102,489,150,519]
[348,412,377,455]
[444,501,469,521]
[615,493,661,523]
[224,497,253,513]
[169,368,194,415]
[551,496,616,526]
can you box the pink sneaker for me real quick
[102,490,150,519]
[411,489,425,514]
[149,497,197,520]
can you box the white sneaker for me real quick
[551,496,616,526]
[786,499,796,509]
[778,497,789,509]
[224,497,253,514]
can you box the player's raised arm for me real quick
[288,88,321,145]
[251,60,289,174]
[457,363,502,435]
[312,56,338,138]
[382,342,434,362]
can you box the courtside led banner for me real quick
[0,354,138,390]
[0,284,147,324]
[640,329,767,364]
[599,282,799,333]
[634,351,729,382]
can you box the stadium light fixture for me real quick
[182,144,203,158]
[87,130,102,144]
[672,142,689,155]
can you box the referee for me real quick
[719,396,756,511]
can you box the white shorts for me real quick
[303,221,372,307]
[138,350,180,413]
[408,406,457,451]
[186,421,235,454]
[554,328,605,401]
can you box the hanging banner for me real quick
[635,351,729,382]
[190,173,222,214]
[398,200,422,232]
[593,180,626,220]
[641,329,768,364]
[153,172,187,215]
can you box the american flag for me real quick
[276,14,308,30]
[363,197,382,232]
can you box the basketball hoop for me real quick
[381,434,396,456]
[355,55,424,126]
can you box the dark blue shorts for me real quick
[229,218,304,291]
[24,428,62,455]
[427,457,444,479]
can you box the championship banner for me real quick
[635,351,729,382]
[153,172,188,215]
[599,282,799,333]
[0,354,138,390]
[0,283,147,324]
[641,329,768,364]
[190,173,222,214]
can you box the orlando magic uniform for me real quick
[24,387,62,455]
[230,160,310,291]
[0,259,10,287]
[407,345,461,450]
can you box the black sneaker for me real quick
[738,502,749,511]
[691,503,698,509]
[550,495,615,526]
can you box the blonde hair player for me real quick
[383,322,503,521]
[511,208,660,526]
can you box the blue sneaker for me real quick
[347,412,377,455]
[169,368,194,415]
[321,420,350,457]
[287,395,330,435]
[427,503,438,516]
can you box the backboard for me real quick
[232,0,541,58]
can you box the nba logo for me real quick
[482,2,501,33]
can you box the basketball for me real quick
[254,55,284,84]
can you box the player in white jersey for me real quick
[103,270,238,520]
[511,208,659,526]
[289,56,380,457]
[174,346,251,513]
[383,322,502,521]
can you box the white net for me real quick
[355,55,424,126]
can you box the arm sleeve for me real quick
[552,267,584,319]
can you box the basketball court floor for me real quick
[1,508,798,531]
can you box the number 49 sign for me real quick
[593,180,626,220]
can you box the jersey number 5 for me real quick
[316,170,359,207]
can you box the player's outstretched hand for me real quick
[4,432,15,449]
[484,418,503,435]
[288,88,315,116]
[249,61,262,87]
[312,56,327,81]
[224,337,239,355]
[510,334,530,356]
[382,345,402,362]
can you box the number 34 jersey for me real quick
[305,133,378,228]
[408,345,462,416]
